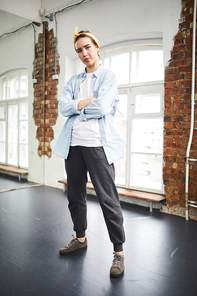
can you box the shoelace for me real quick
[112,253,122,269]
[65,235,78,248]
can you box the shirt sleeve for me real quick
[59,78,81,117]
[79,71,119,121]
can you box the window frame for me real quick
[0,102,7,164]
[0,69,28,169]
[129,83,164,193]
[75,39,164,194]
[101,39,164,194]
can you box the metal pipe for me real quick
[42,22,46,184]
[185,0,197,220]
[188,200,197,204]
[31,24,36,79]
[54,13,58,75]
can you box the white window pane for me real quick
[0,122,5,141]
[19,121,28,144]
[111,53,129,85]
[19,144,28,168]
[137,50,164,82]
[115,155,126,186]
[104,57,109,69]
[135,93,160,114]
[20,102,28,120]
[8,141,18,166]
[8,104,18,121]
[132,118,163,153]
[3,78,7,100]
[77,60,85,74]
[130,154,162,190]
[0,143,5,163]
[8,75,19,99]
[20,74,28,97]
[8,104,18,166]
[114,94,127,185]
[0,106,5,119]
[131,51,137,83]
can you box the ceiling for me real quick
[0,0,84,22]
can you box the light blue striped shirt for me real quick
[53,65,125,164]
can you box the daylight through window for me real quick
[0,70,28,168]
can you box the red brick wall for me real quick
[33,21,59,158]
[163,0,197,217]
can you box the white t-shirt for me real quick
[71,73,102,147]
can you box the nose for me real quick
[82,48,88,56]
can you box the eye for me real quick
[86,46,91,49]
[77,49,82,53]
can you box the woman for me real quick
[54,27,125,278]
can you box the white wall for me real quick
[0,0,77,23]
[51,0,181,64]
[0,0,40,22]
[0,11,44,184]
[0,0,182,188]
[0,10,28,35]
[46,0,181,189]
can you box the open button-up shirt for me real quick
[53,65,125,164]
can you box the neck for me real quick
[86,61,100,73]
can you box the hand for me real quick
[77,97,97,110]
[91,97,97,103]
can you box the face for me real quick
[75,36,99,71]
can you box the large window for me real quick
[76,39,164,194]
[0,71,28,168]
[102,41,164,194]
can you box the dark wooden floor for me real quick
[0,175,197,296]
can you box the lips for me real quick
[84,58,90,62]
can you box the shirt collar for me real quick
[82,64,104,78]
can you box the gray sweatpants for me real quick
[65,146,125,252]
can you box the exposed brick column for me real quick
[33,21,60,158]
[163,0,197,217]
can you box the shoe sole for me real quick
[59,245,87,255]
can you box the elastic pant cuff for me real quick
[76,231,86,238]
[114,243,123,252]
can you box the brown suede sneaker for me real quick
[110,252,125,278]
[59,236,87,255]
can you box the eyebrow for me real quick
[76,43,91,52]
